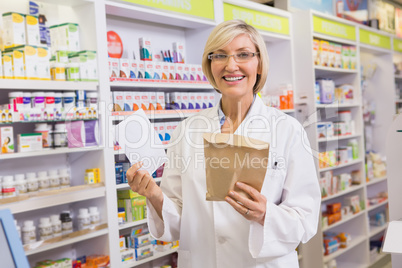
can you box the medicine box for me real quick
[2,12,26,49]
[0,126,14,153]
[139,37,152,61]
[144,61,154,79]
[50,23,80,53]
[14,45,39,79]
[134,233,152,248]
[18,133,42,152]
[135,245,153,261]
[172,42,185,63]
[129,59,138,79]
[109,58,119,78]
[69,53,88,81]
[25,15,40,46]
[119,58,129,78]
[78,50,98,81]
[5,48,25,79]
[37,47,51,80]
[0,50,3,78]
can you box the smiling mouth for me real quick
[223,76,245,82]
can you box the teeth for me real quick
[224,76,243,81]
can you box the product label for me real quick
[359,28,391,50]
[122,0,214,20]
[26,15,38,25]
[223,3,289,35]
[12,13,24,23]
[394,38,402,53]
[313,15,356,41]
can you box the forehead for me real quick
[218,34,257,52]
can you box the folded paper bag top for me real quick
[203,133,270,201]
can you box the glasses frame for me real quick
[207,52,260,63]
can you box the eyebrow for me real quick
[215,47,253,53]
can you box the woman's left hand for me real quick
[225,182,267,225]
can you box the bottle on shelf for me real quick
[59,168,71,188]
[14,173,28,195]
[77,208,91,230]
[2,175,16,198]
[50,214,62,237]
[38,217,53,240]
[48,169,60,189]
[60,211,73,235]
[37,171,50,191]
[89,206,100,226]
[22,220,36,245]
[26,172,39,193]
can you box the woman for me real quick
[127,20,321,267]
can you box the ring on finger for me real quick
[245,208,250,215]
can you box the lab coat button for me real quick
[218,237,226,244]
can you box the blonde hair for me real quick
[202,20,269,94]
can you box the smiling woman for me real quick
[126,19,321,268]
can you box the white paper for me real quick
[382,221,402,253]
[116,109,167,175]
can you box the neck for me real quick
[221,93,254,123]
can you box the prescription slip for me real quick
[203,133,269,201]
[115,109,167,175]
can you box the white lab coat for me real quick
[147,96,321,268]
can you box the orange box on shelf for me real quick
[327,211,342,225]
[327,203,341,214]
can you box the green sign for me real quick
[122,0,214,20]
[223,3,289,35]
[359,28,391,50]
[394,38,402,53]
[313,15,356,41]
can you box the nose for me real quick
[225,56,239,72]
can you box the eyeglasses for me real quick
[208,52,259,63]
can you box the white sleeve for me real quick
[249,125,321,258]
[147,124,184,242]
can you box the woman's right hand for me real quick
[126,162,163,202]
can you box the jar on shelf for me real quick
[38,217,53,241]
[22,220,36,245]
[50,214,62,237]
[86,92,98,109]
[60,211,73,235]
[32,92,45,110]
[51,63,66,81]
[89,206,100,226]
[37,171,50,191]
[8,92,24,113]
[48,169,60,189]
[26,172,39,193]
[14,173,27,195]
[62,92,76,116]
[34,123,50,149]
[59,168,71,188]
[66,62,80,81]
[2,175,16,198]
[54,123,68,148]
[54,92,63,120]
[77,208,91,230]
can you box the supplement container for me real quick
[26,172,39,193]
[86,92,98,109]
[54,123,68,148]
[37,171,50,191]
[22,220,36,245]
[50,215,62,237]
[34,123,50,149]
[66,62,80,81]
[51,63,66,81]
[38,217,53,240]
[48,169,60,189]
[89,206,100,226]
[9,92,24,112]
[348,139,359,160]
[22,92,32,113]
[118,207,125,224]
[62,92,76,114]
[54,92,63,120]
[77,208,91,230]
[2,175,16,198]
[60,211,73,235]
[14,173,27,195]
[14,220,21,238]
[32,92,45,109]
[59,168,71,188]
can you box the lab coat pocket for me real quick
[263,168,285,204]
[178,249,192,268]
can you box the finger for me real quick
[225,195,250,216]
[129,162,143,174]
[227,190,253,210]
[236,182,261,201]
[138,173,152,193]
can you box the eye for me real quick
[237,52,251,59]
[213,54,227,60]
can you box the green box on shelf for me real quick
[117,189,141,199]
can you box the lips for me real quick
[223,76,245,82]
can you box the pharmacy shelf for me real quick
[105,0,215,29]
[122,248,179,268]
[318,134,362,143]
[111,109,202,120]
[360,43,392,55]
[314,65,358,74]
[367,200,388,212]
[119,219,147,230]
[0,147,102,160]
[316,103,361,109]
[0,79,98,91]
[25,224,108,256]
[0,184,105,214]
[319,158,363,172]
[321,184,364,202]
[323,235,366,263]
[322,210,365,232]
[366,176,387,186]
[0,118,97,125]
[109,80,214,90]
[369,224,388,238]
[312,33,357,46]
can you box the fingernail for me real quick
[236,182,242,186]
[229,191,235,196]
[225,197,230,202]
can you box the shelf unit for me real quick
[0,0,109,266]
[292,10,372,268]
[393,39,402,114]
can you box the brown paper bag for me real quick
[203,133,269,201]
